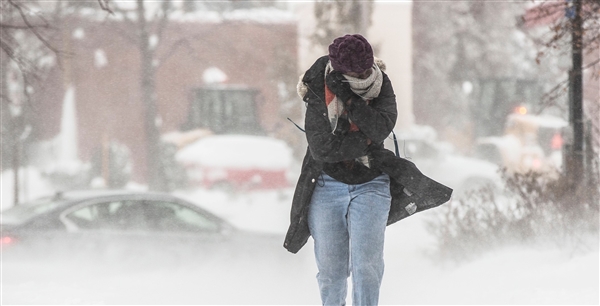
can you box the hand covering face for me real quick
[326,70,354,103]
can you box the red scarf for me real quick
[324,84,360,132]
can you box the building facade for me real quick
[29,12,299,183]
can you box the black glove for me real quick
[368,141,384,151]
[333,115,351,135]
[326,71,354,103]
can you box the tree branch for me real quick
[97,0,114,15]
[7,0,59,54]
[0,22,49,30]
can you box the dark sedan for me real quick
[1,190,316,304]
[1,190,284,263]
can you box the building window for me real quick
[185,87,262,135]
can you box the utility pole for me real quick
[568,0,584,185]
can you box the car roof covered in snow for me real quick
[175,134,293,170]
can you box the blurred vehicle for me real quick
[388,125,503,196]
[175,135,293,190]
[468,78,543,138]
[0,190,282,262]
[475,110,567,176]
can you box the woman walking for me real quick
[284,34,452,306]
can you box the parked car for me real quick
[1,190,315,304]
[475,112,567,176]
[175,135,294,190]
[388,125,503,196]
[0,190,283,263]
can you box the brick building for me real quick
[30,12,299,183]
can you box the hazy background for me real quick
[2,0,598,304]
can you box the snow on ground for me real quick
[380,215,598,305]
[170,188,600,304]
[2,175,598,304]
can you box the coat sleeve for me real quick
[304,90,371,163]
[346,72,397,144]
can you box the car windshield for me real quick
[1,198,64,226]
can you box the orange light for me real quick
[1,236,13,245]
[515,106,527,115]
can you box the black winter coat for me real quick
[283,56,453,254]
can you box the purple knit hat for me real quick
[328,34,374,74]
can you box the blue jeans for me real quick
[308,172,391,306]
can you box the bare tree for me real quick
[103,0,191,191]
[522,0,600,189]
[135,0,170,191]
[2,0,66,205]
[1,0,112,204]
[412,1,546,143]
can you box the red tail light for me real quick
[551,133,563,150]
[1,236,15,245]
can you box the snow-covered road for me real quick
[2,188,598,304]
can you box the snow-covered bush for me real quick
[426,170,599,262]
[42,160,91,191]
